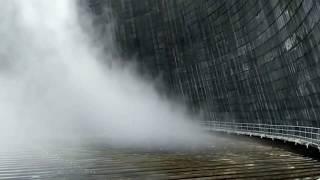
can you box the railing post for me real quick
[305,127,307,142]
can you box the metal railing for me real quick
[203,121,320,150]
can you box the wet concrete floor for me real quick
[1,134,320,179]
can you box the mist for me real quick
[0,0,211,149]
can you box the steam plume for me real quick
[0,0,210,149]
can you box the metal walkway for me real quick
[204,121,320,150]
[1,135,320,179]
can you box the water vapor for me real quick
[0,0,211,149]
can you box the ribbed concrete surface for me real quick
[1,136,320,179]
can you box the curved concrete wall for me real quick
[90,0,320,146]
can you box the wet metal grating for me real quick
[1,136,320,179]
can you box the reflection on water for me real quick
[1,135,320,179]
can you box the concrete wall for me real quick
[90,0,320,129]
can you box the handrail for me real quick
[204,121,320,130]
[203,121,320,150]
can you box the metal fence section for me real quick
[204,121,320,150]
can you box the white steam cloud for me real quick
[0,0,210,148]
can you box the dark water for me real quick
[1,135,320,180]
